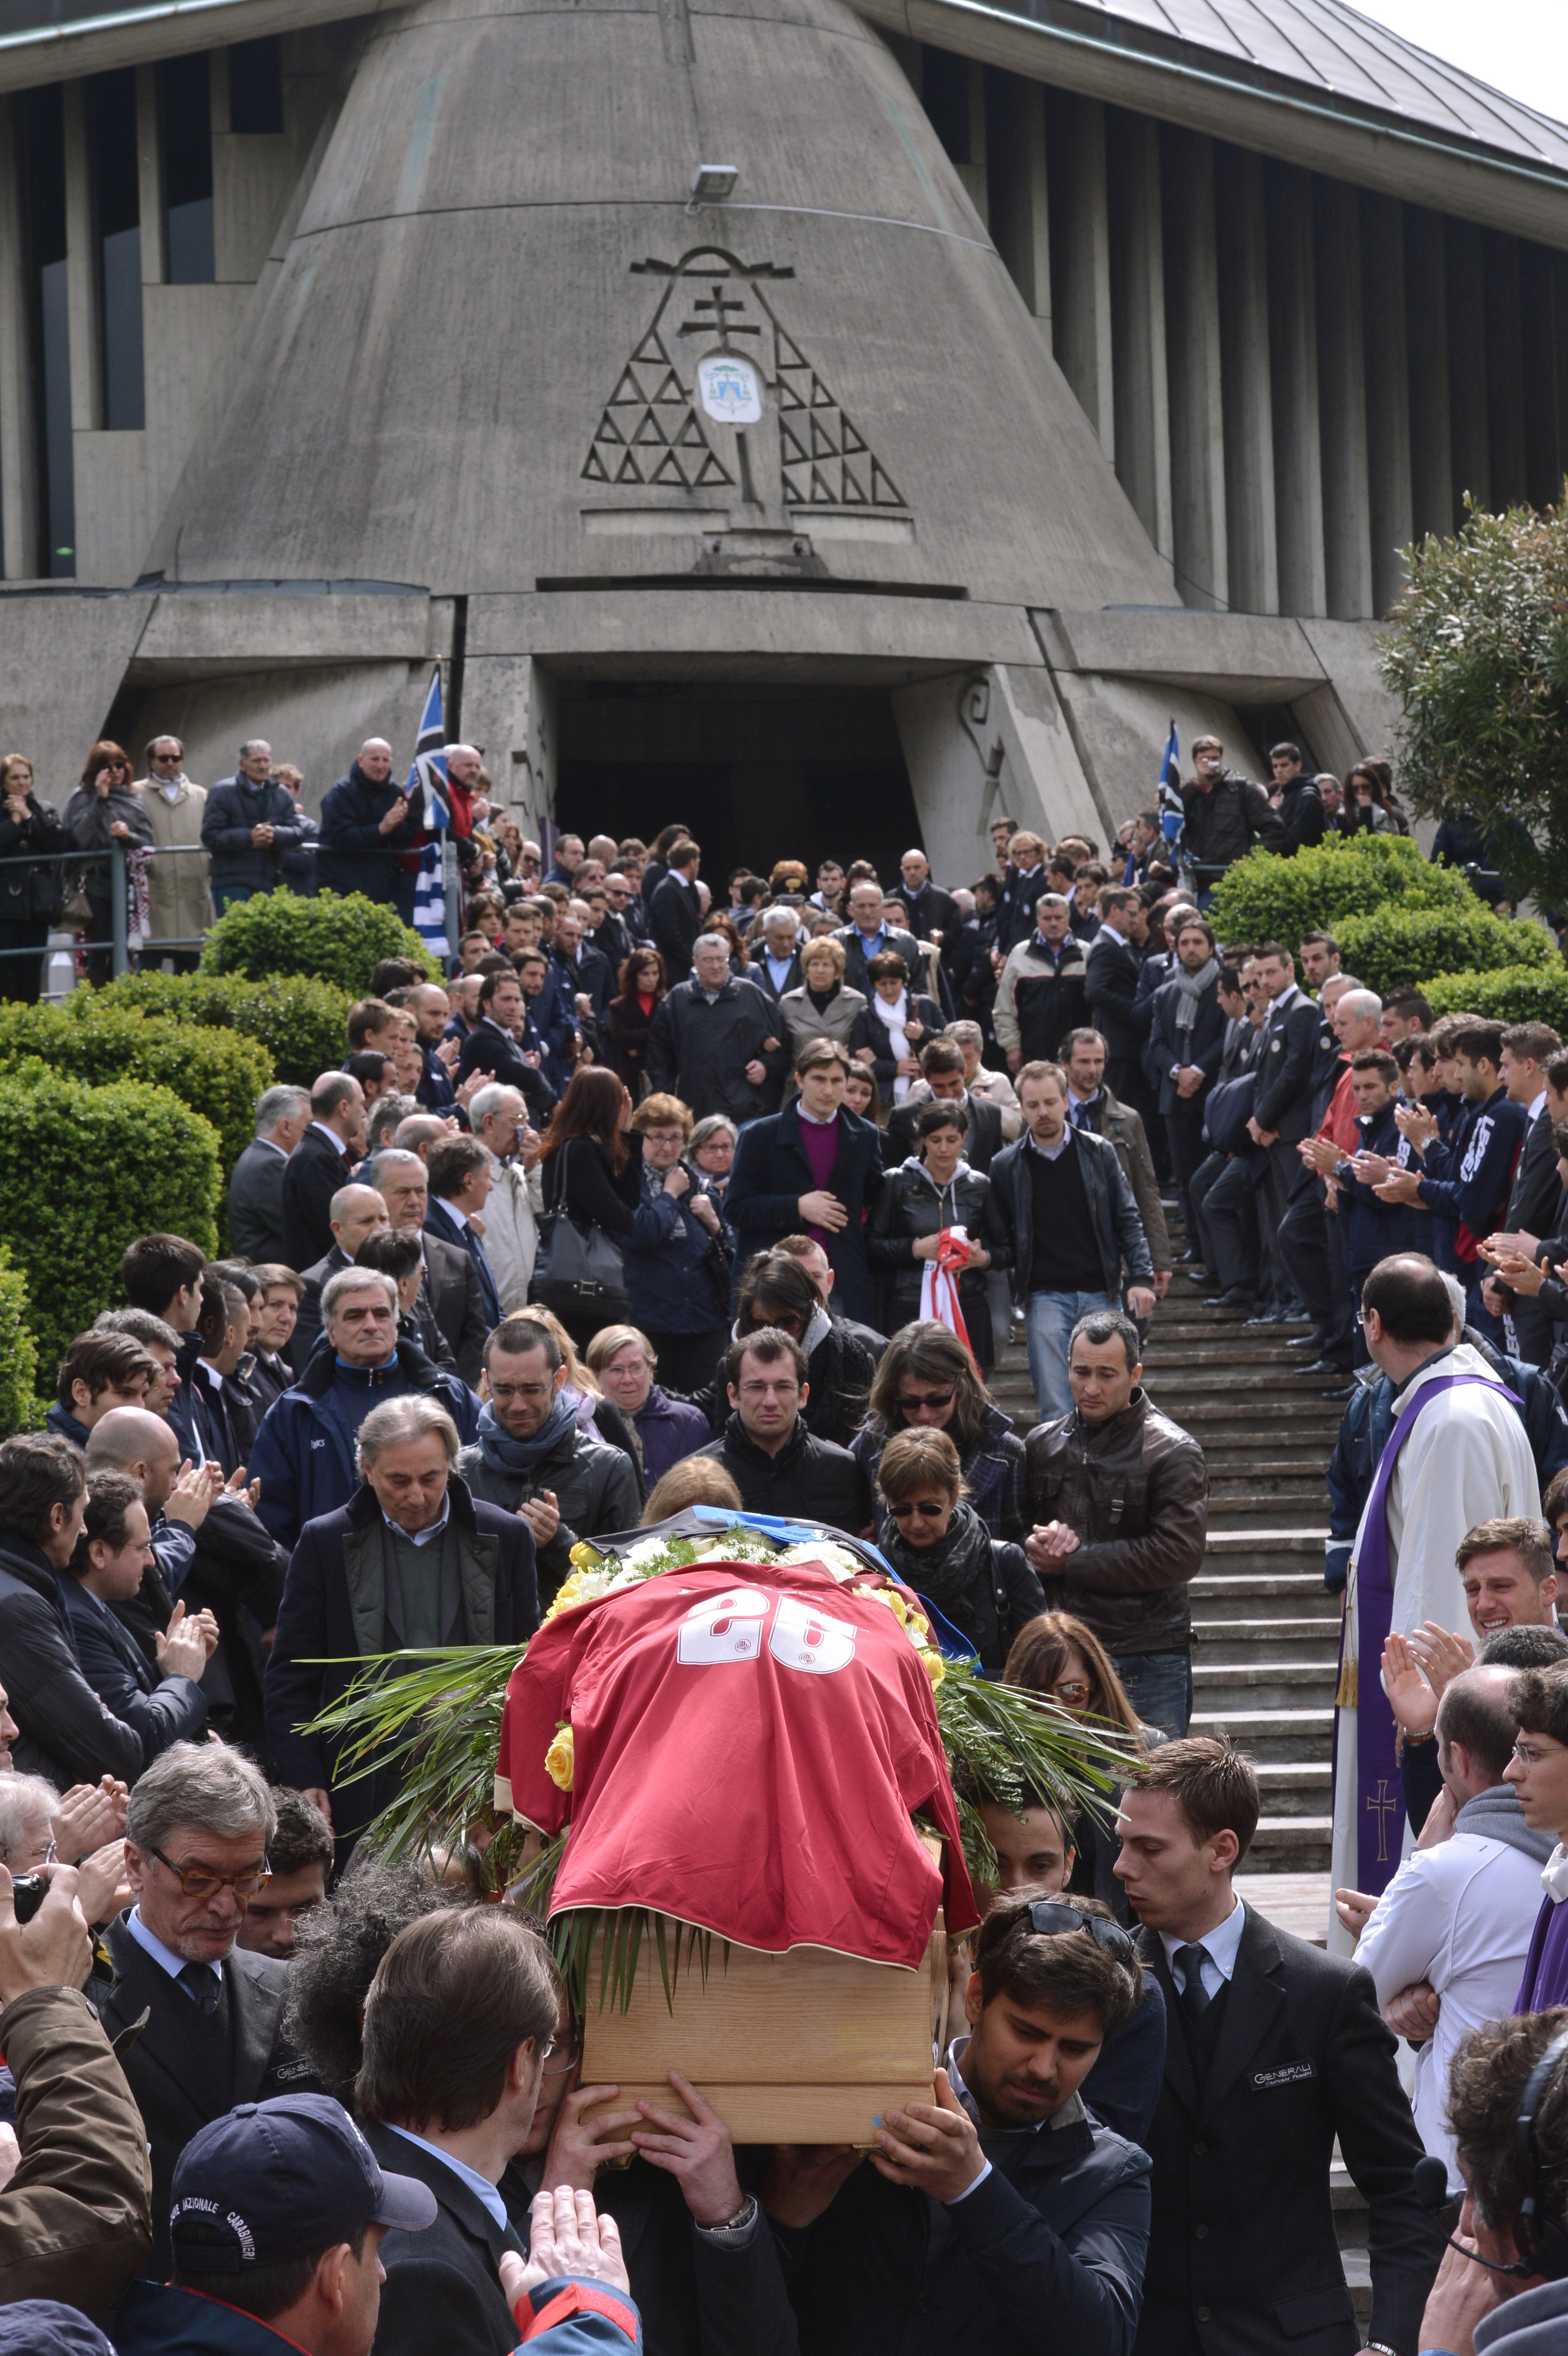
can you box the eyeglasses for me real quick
[150,1847,272,1899]
[1051,1679,1091,1705]
[1513,1742,1568,1767]
[897,1390,955,1413]
[887,1498,948,1519]
[1026,1900,1136,1965]
[541,2040,581,2078]
[490,1381,552,1403]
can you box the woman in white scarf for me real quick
[850,949,942,1113]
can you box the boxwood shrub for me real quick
[1207,833,1477,948]
[82,971,352,1091]
[0,1251,40,1440]
[0,1003,272,1178]
[1423,966,1568,1030]
[200,889,439,993]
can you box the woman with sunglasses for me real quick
[64,739,152,982]
[874,1428,1043,1676]
[852,1320,1027,1540]
[1004,1610,1164,1920]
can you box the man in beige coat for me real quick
[134,736,212,971]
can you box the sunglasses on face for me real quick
[897,1389,954,1413]
[887,1497,948,1519]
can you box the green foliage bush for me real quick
[1424,966,1568,1029]
[1332,910,1559,1002]
[0,1250,40,1440]
[1206,833,1476,949]
[83,971,353,1091]
[201,889,439,994]
[0,1068,219,1366]
[0,1003,271,1178]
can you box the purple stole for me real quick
[1349,1371,1519,1894]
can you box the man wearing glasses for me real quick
[87,1743,322,2278]
[133,735,211,972]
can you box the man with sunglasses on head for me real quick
[762,1887,1152,2356]
[87,1743,322,2279]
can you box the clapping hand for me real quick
[50,1778,128,1864]
[1408,1621,1474,1697]
[1381,1631,1438,1735]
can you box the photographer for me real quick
[1418,2009,1568,2356]
[0,1858,153,2312]
[762,1889,1150,2356]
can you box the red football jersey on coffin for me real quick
[498,1560,978,1968]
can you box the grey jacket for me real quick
[1476,2280,1568,2356]
[989,1125,1154,1302]
[227,1136,288,1263]
[458,1423,642,1601]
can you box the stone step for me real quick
[1191,1571,1339,1612]
[1143,1338,1323,1366]
[1165,1398,1345,1429]
[1207,1481,1328,1511]
[1208,1495,1329,1526]
[1191,1705,1334,1760]
[1253,1761,1332,1815]
[1244,1816,1332,1865]
[1195,1617,1345,1663]
[1194,1659,1340,1709]
[1196,1449,1334,1473]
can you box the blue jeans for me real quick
[1024,1288,1118,1421]
[1112,1647,1193,1740]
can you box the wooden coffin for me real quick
[579,1917,947,2146]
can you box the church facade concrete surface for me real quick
[0,0,1565,862]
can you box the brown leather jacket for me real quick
[1024,1387,1208,1653]
[0,1984,152,2311]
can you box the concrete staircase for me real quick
[990,1278,1343,1874]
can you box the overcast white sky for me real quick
[1346,0,1568,130]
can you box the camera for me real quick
[9,1873,46,1923]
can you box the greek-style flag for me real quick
[407,668,452,957]
[1157,722,1183,846]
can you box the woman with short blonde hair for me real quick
[778,931,865,1058]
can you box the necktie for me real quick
[1173,1943,1211,2024]
[177,1961,220,2017]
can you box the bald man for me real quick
[292,1185,391,1364]
[318,736,422,919]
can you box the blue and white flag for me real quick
[407,668,451,957]
[1157,722,1183,845]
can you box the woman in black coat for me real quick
[849,950,944,1114]
[604,944,667,1097]
[867,1099,1010,1371]
[874,1427,1044,1677]
[0,754,66,1003]
[535,1065,642,1350]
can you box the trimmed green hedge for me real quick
[1206,833,1477,947]
[201,889,439,994]
[0,1068,219,1365]
[0,1251,40,1440]
[1332,909,1559,1002]
[82,971,353,1091]
[0,1003,272,1178]
[1424,966,1568,1029]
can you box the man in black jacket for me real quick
[200,741,309,912]
[59,1469,212,1772]
[1245,943,1321,1322]
[87,1744,323,2278]
[1178,738,1283,879]
[836,878,924,999]
[693,1332,871,1529]
[317,738,423,921]
[1149,918,1226,1244]
[292,1181,392,1363]
[1271,744,1328,855]
[266,1396,536,1843]
[227,1085,311,1263]
[1085,889,1151,1116]
[1116,1738,1441,2356]
[897,849,958,953]
[649,839,704,980]
[367,1149,490,1382]
[457,969,555,1123]
[1481,1025,1566,1364]
[726,1038,886,1326]
[883,1044,1004,1172]
[645,934,785,1123]
[280,1072,368,1274]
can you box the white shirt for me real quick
[1026,1129,1073,1164]
[382,1498,450,1550]
[126,1906,223,1993]
[1158,1897,1245,2004]
[438,1198,471,1232]
[381,2124,509,2232]
[1357,1822,1545,2183]
[764,951,796,990]
[1530,1089,1548,1123]
[797,1104,837,1128]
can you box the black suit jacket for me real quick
[280,1124,355,1273]
[456,1018,554,1121]
[836,924,922,1001]
[1252,992,1323,1142]
[1132,1906,1439,2356]
[362,2119,524,2356]
[423,1228,490,1385]
[650,872,703,978]
[882,1091,1003,1173]
[226,1138,288,1263]
[724,1102,885,1325]
[59,1577,207,1768]
[1148,978,1227,1117]
[90,1913,319,2277]
[1085,929,1143,1062]
[1506,1105,1566,1362]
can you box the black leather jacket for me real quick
[1024,1388,1208,1653]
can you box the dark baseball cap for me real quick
[171,2093,436,2272]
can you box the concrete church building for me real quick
[0,0,1566,874]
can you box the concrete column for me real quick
[1483,231,1526,508]
[62,81,100,434]
[1314,176,1372,620]
[1519,241,1562,511]
[136,65,164,284]
[1215,144,1275,613]
[1107,108,1172,561]
[958,59,987,227]
[1045,87,1112,455]
[1161,126,1227,611]
[1266,161,1325,617]
[1405,207,1452,540]
[0,97,39,578]
[1447,217,1489,514]
[462,650,557,834]
[1360,193,1412,615]
[984,70,1050,346]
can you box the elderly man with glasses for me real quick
[87,1743,323,2278]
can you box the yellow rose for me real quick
[921,1647,946,1689]
[569,1542,603,1570]
[544,1725,574,1790]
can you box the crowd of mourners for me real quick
[1,735,1568,2356]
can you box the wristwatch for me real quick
[694,2194,758,2244]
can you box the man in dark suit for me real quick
[355,1905,559,2356]
[457,969,555,1123]
[884,1043,1004,1172]
[725,1038,884,1326]
[1115,1737,1441,2356]
[291,1181,391,1366]
[1246,943,1324,1323]
[87,1745,323,2278]
[280,1072,368,1274]
[265,1395,536,1844]
[59,1470,212,1771]
[226,1086,310,1264]
[1148,919,1226,1243]
[835,877,922,1000]
[1084,887,1150,1116]
[426,1134,504,1336]
[896,848,959,956]
[749,906,805,1005]
[368,1148,489,1384]
[1483,1023,1567,1363]
[649,839,704,980]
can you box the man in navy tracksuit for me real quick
[1372,1021,1527,1333]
